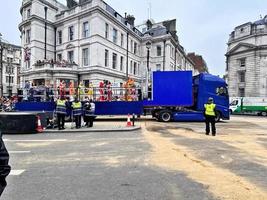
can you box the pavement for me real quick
[44,121,141,133]
[2,115,267,200]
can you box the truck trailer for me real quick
[230,97,267,116]
[13,71,230,126]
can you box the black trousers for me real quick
[84,116,94,127]
[205,115,216,136]
[57,113,65,129]
[74,115,81,128]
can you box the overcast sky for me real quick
[1,0,267,76]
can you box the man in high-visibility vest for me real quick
[204,97,217,136]
[56,96,67,130]
[72,97,82,129]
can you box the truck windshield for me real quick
[216,87,229,97]
[230,100,238,106]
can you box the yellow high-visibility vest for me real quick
[72,102,82,109]
[204,103,216,116]
[57,100,66,106]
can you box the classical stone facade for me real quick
[19,0,196,90]
[226,16,267,97]
[0,42,21,96]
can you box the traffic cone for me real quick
[126,114,132,127]
[36,115,43,133]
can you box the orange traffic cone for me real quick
[126,114,132,127]
[36,115,43,133]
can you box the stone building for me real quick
[0,41,21,97]
[226,16,267,97]
[19,0,195,90]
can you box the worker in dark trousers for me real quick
[72,97,82,129]
[204,97,217,136]
[56,96,67,130]
[0,131,11,197]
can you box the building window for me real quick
[105,49,109,67]
[57,53,62,61]
[69,26,74,41]
[113,28,118,43]
[58,30,62,44]
[112,53,117,69]
[239,88,245,97]
[120,56,124,71]
[133,62,137,75]
[131,40,133,52]
[67,51,74,63]
[121,33,124,47]
[240,58,246,67]
[27,9,31,19]
[105,23,109,39]
[130,61,133,73]
[83,22,89,38]
[26,29,31,44]
[157,46,162,56]
[239,72,245,83]
[6,76,14,84]
[156,64,161,71]
[82,48,89,66]
[134,42,137,54]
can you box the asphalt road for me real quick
[1,115,267,200]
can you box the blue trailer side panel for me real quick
[15,102,55,112]
[95,101,143,115]
[144,71,193,107]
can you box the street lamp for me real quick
[146,41,152,99]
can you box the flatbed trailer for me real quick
[14,71,229,123]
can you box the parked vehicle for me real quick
[13,71,229,126]
[230,97,267,116]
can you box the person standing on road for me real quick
[204,97,217,136]
[56,96,67,130]
[83,97,95,127]
[72,97,82,129]
[0,130,11,197]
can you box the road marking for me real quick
[4,139,67,142]
[9,170,25,176]
[9,151,31,154]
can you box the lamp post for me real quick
[146,41,151,99]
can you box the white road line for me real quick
[4,139,67,142]
[9,170,25,176]
[9,151,31,154]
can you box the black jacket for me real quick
[0,133,11,196]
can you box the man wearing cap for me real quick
[56,96,67,130]
[204,97,217,136]
[72,97,82,129]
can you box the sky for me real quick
[1,0,267,76]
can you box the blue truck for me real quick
[13,71,229,124]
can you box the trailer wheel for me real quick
[159,111,172,122]
[261,111,267,117]
[215,111,221,122]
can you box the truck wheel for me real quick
[215,112,221,122]
[159,111,172,122]
[261,111,267,117]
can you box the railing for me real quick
[34,62,78,71]
[17,86,144,102]
[55,1,93,20]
